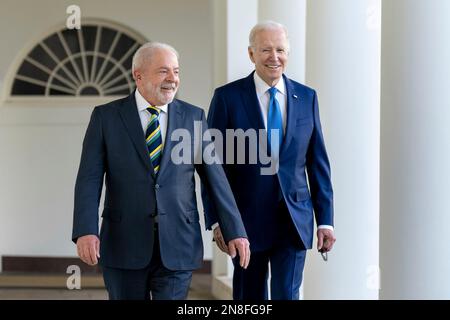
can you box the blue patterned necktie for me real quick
[146,106,162,174]
[267,87,283,156]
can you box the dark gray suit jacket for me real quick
[72,93,246,270]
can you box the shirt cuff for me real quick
[318,225,334,231]
[211,222,219,230]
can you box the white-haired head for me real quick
[248,21,290,52]
[132,42,179,79]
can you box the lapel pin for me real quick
[293,94,298,99]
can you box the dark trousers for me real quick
[102,225,192,300]
[233,201,307,300]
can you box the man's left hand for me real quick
[317,228,336,253]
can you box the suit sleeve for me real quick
[200,90,228,229]
[72,107,105,243]
[196,108,247,243]
[306,91,334,227]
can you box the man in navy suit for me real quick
[204,21,335,300]
[72,42,250,300]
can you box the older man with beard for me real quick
[72,42,250,300]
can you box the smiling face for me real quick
[248,27,289,87]
[134,48,179,106]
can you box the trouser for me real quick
[102,224,193,300]
[233,200,307,300]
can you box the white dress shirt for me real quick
[254,71,287,133]
[135,88,168,149]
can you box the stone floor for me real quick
[0,273,214,300]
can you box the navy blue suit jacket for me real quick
[204,72,333,252]
[72,93,246,270]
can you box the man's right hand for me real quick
[76,235,100,266]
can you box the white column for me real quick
[210,0,258,299]
[380,0,450,299]
[303,0,381,299]
[226,0,258,83]
[258,0,306,82]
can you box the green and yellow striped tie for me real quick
[146,106,162,174]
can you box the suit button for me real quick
[155,184,160,190]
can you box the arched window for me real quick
[10,21,146,97]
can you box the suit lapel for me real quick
[156,99,184,181]
[281,74,299,154]
[240,72,265,131]
[118,93,154,175]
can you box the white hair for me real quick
[248,21,290,51]
[132,42,179,78]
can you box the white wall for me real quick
[0,0,214,108]
[0,0,214,264]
